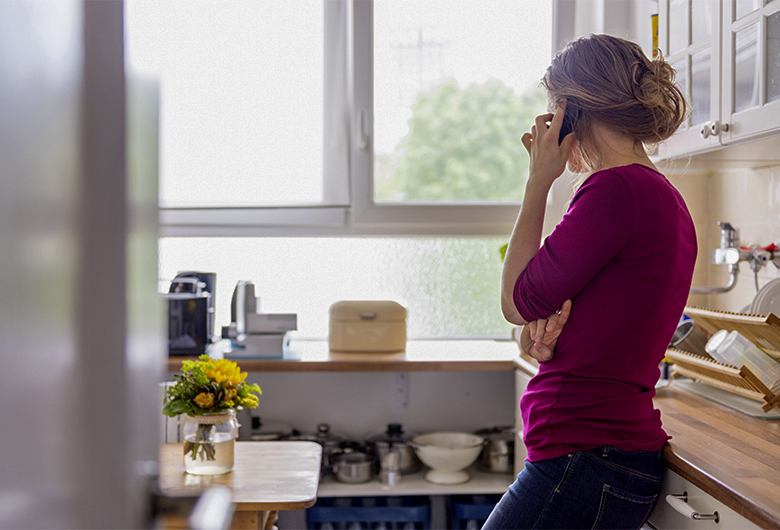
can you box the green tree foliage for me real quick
[377,80,547,201]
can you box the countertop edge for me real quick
[661,424,780,530]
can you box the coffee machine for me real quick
[165,271,216,356]
[221,280,297,358]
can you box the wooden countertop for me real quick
[167,339,520,373]
[655,384,780,529]
[158,441,322,512]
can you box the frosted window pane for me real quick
[691,0,712,43]
[735,23,760,113]
[159,238,514,338]
[671,59,689,130]
[125,1,324,207]
[373,0,550,203]
[691,50,711,125]
[735,0,761,20]
[669,0,689,55]
[767,11,780,103]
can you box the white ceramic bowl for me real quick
[411,432,485,484]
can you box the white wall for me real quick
[246,370,515,440]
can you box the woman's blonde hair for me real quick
[542,34,688,171]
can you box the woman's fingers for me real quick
[534,342,553,361]
[533,319,547,342]
[547,101,566,137]
[521,132,532,153]
[557,299,573,326]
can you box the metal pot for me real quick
[475,426,515,473]
[332,451,375,483]
[365,423,422,475]
[286,423,346,476]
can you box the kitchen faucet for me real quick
[690,222,780,294]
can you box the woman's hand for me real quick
[514,300,572,362]
[521,102,576,191]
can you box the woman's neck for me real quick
[590,122,658,173]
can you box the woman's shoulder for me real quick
[581,164,666,194]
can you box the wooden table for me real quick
[159,441,322,530]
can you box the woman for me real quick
[488,34,696,530]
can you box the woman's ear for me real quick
[566,135,586,174]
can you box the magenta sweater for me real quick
[514,164,697,462]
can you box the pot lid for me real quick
[315,423,346,446]
[474,425,515,441]
[366,423,415,444]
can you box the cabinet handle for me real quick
[710,121,729,135]
[700,123,712,138]
[666,493,720,522]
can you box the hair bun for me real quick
[542,34,688,169]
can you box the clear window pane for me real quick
[669,0,689,54]
[159,237,513,338]
[125,1,325,207]
[373,0,551,203]
[691,0,712,43]
[734,22,760,113]
[736,0,761,20]
[671,59,689,130]
[766,10,780,103]
[691,50,711,125]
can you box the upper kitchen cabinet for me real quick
[657,0,780,158]
[720,0,780,143]
[657,0,723,158]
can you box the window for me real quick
[372,1,550,204]
[127,1,555,338]
[158,237,513,339]
[125,0,350,231]
[126,0,553,236]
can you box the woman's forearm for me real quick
[500,180,552,325]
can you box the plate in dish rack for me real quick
[751,278,780,316]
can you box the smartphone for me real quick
[558,107,575,145]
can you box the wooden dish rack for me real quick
[666,306,780,413]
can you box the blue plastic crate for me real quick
[306,496,431,530]
[448,494,502,530]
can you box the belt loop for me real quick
[602,446,609,458]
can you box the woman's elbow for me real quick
[501,294,527,326]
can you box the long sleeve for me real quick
[513,169,633,322]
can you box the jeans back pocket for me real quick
[592,484,658,530]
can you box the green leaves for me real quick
[162,358,262,417]
[377,80,547,202]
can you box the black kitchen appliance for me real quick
[165,271,216,356]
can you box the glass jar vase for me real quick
[181,410,239,475]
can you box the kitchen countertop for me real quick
[167,339,520,373]
[653,383,780,529]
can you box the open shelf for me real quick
[316,466,514,497]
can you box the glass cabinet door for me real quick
[722,0,780,143]
[657,0,721,157]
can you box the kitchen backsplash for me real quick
[668,164,780,313]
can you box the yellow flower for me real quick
[223,399,235,408]
[225,388,238,401]
[239,394,259,409]
[193,392,215,409]
[204,359,248,387]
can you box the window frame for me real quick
[159,0,561,238]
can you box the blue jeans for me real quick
[482,446,662,530]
